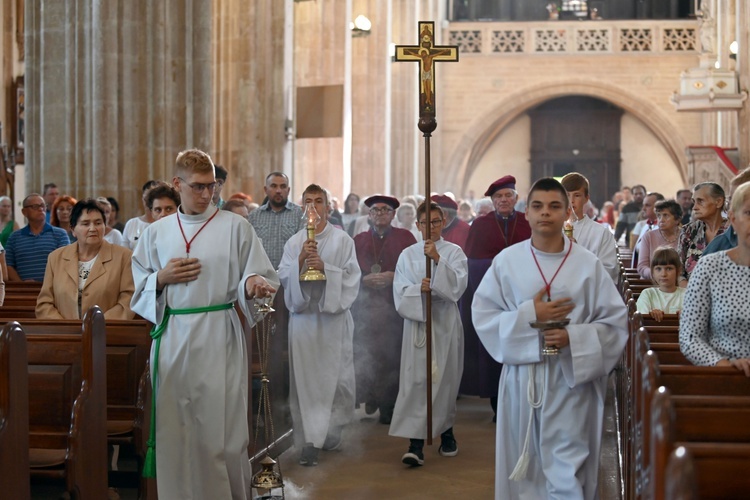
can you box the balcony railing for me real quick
[446,20,699,55]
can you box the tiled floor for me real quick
[31,381,622,499]
[266,382,622,499]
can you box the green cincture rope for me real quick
[142,302,234,478]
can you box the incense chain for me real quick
[252,311,281,480]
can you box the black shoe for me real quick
[439,428,458,457]
[365,401,378,415]
[299,444,319,466]
[401,439,424,466]
[378,405,394,425]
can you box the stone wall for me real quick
[23,0,287,219]
[436,20,705,199]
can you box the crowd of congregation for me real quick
[2,153,750,497]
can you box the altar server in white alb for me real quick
[278,184,361,467]
[131,149,278,500]
[472,178,627,500]
[560,172,619,281]
[390,201,468,467]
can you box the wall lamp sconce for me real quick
[350,15,372,37]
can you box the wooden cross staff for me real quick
[395,21,458,446]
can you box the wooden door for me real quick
[529,96,623,209]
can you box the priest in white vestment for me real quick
[278,184,361,467]
[472,178,627,500]
[560,172,619,281]
[131,150,278,500]
[390,201,468,466]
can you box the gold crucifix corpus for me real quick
[395,21,459,120]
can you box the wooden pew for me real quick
[0,322,30,498]
[658,365,750,396]
[642,314,679,328]
[0,305,37,319]
[21,318,155,498]
[651,387,750,499]
[26,306,108,499]
[664,446,698,500]
[639,350,750,497]
[644,326,679,344]
[4,282,42,294]
[648,342,689,365]
[630,326,707,495]
[2,295,39,307]
[3,282,42,308]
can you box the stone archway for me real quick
[444,79,689,196]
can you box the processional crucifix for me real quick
[395,21,458,446]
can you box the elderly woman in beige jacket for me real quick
[36,199,135,320]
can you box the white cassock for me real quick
[569,215,619,281]
[278,223,361,449]
[131,207,279,500]
[389,238,468,439]
[472,238,627,500]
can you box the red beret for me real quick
[485,175,517,197]
[431,194,458,210]
[364,194,400,210]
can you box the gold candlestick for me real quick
[563,221,574,240]
[300,202,326,282]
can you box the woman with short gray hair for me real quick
[677,182,728,285]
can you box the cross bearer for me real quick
[131,149,278,500]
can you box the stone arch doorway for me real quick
[444,79,688,199]
[529,95,624,208]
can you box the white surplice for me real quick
[131,207,278,500]
[472,238,627,500]
[570,215,619,281]
[278,223,361,449]
[389,238,468,439]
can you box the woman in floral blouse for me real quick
[677,182,728,286]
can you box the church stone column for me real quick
[211,0,286,202]
[738,0,750,169]
[26,0,213,217]
[292,0,348,200]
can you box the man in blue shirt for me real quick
[6,193,70,281]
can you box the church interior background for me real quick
[0,0,748,223]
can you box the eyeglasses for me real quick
[419,219,444,228]
[178,177,217,195]
[23,203,46,211]
[370,207,394,215]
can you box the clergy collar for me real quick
[372,225,392,238]
[177,205,218,223]
[495,210,516,221]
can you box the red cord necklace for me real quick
[531,239,573,302]
[177,207,220,257]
